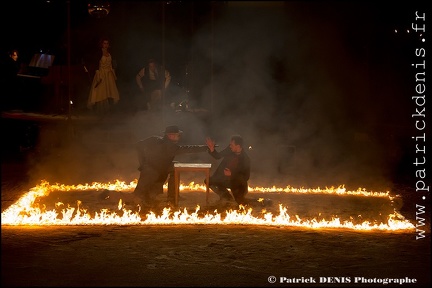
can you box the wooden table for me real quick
[173,163,212,206]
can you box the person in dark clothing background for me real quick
[132,125,208,206]
[1,49,20,111]
[135,58,171,111]
[205,135,251,205]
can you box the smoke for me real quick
[20,1,408,191]
[183,2,397,190]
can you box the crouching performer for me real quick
[205,135,250,206]
[132,125,208,207]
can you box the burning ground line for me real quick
[38,180,393,199]
[173,183,393,198]
[1,180,414,231]
[1,203,415,231]
[248,185,392,198]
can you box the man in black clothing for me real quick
[205,135,251,205]
[132,125,208,206]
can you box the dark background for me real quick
[1,1,430,191]
[1,3,430,287]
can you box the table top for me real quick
[174,163,212,169]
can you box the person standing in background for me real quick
[135,58,171,111]
[8,49,19,65]
[87,38,120,116]
[0,49,20,111]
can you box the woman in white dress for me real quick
[87,38,120,115]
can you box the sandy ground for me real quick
[1,224,429,287]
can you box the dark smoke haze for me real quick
[3,1,420,192]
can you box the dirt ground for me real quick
[1,224,429,287]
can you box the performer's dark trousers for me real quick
[206,174,248,205]
[133,165,175,203]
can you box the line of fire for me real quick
[1,180,415,231]
[1,2,429,235]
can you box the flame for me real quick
[178,182,393,198]
[1,180,415,232]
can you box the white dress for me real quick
[87,54,120,109]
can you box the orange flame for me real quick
[1,180,415,232]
